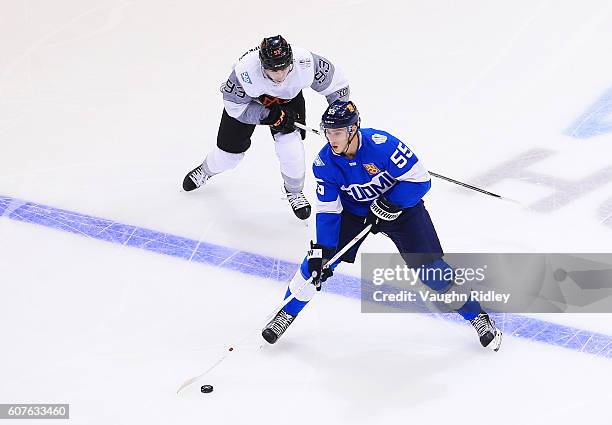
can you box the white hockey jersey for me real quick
[220,45,350,124]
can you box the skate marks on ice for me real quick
[0,193,611,359]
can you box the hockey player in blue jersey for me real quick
[262,100,503,351]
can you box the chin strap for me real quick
[341,127,359,157]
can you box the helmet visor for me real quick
[264,63,293,83]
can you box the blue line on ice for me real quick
[566,85,612,138]
[1,194,611,359]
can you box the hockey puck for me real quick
[553,268,568,281]
[201,385,213,393]
[228,347,233,351]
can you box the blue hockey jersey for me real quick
[314,127,431,250]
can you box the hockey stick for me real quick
[176,224,372,394]
[427,172,522,204]
[294,122,520,203]
[295,121,322,136]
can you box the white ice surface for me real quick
[1,1,612,424]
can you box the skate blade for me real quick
[487,330,503,352]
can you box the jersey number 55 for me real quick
[390,142,413,169]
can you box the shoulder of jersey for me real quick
[359,128,400,160]
[237,46,260,65]
[233,48,261,83]
[233,45,313,85]
[291,46,315,71]
[360,128,398,145]
[312,144,334,172]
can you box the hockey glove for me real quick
[261,105,297,134]
[307,241,334,291]
[364,196,402,234]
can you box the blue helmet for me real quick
[320,100,360,130]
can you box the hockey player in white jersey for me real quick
[183,35,350,220]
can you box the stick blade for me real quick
[176,374,202,394]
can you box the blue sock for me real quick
[420,259,482,321]
[282,287,309,316]
[420,259,454,292]
[457,299,481,321]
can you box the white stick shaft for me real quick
[294,122,321,136]
[266,224,372,317]
[176,225,371,394]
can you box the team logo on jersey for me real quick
[363,163,380,175]
[240,71,252,84]
[298,58,312,68]
[258,94,290,107]
[371,134,387,144]
[340,171,396,202]
[314,155,325,166]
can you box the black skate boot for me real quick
[470,310,503,351]
[183,164,211,191]
[262,309,296,344]
[284,187,311,220]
